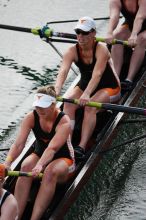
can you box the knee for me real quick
[43,166,57,183]
[137,35,146,47]
[21,160,33,172]
[84,106,97,116]
[64,102,77,114]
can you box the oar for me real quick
[46,16,123,24]
[56,97,146,116]
[0,164,43,179]
[0,24,128,46]
[100,133,146,154]
[0,24,77,39]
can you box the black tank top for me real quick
[0,190,11,215]
[32,110,65,142]
[121,0,146,31]
[32,110,71,159]
[75,42,118,91]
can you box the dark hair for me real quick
[37,85,56,97]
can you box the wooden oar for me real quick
[0,164,43,178]
[0,24,128,46]
[56,97,146,116]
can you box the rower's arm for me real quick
[83,43,109,96]
[107,0,121,34]
[55,46,75,96]
[130,0,146,36]
[4,112,33,167]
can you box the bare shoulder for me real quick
[97,42,109,54]
[63,45,77,60]
[1,193,18,219]
[60,112,70,124]
[21,111,34,128]
[65,44,76,55]
[7,193,18,207]
[56,112,71,132]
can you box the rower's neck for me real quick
[79,40,95,51]
[46,108,59,122]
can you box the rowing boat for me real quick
[3,44,146,219]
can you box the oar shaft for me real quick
[0,24,31,33]
[47,38,77,44]
[0,24,128,46]
[47,16,122,25]
[56,97,146,116]
[102,103,146,115]
[52,31,76,39]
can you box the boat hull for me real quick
[3,48,146,220]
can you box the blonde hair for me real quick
[37,85,56,98]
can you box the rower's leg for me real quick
[79,90,110,150]
[14,154,39,220]
[30,159,69,220]
[111,25,130,76]
[63,86,83,136]
[126,31,146,82]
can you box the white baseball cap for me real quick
[32,93,56,108]
[74,16,96,32]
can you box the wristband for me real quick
[5,155,13,163]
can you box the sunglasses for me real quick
[75,29,93,36]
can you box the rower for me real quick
[106,0,146,90]
[0,176,18,220]
[55,16,121,162]
[4,85,75,220]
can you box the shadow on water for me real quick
[0,56,59,88]
[0,0,10,7]
[0,56,61,153]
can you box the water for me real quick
[0,1,146,219]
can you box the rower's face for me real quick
[35,104,55,118]
[76,30,95,45]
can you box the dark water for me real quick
[0,1,146,219]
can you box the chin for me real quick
[79,41,86,45]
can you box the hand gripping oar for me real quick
[0,164,43,179]
[0,24,128,46]
[56,97,146,116]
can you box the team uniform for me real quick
[75,42,121,102]
[0,190,11,215]
[121,0,146,32]
[32,110,75,174]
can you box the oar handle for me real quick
[56,97,146,116]
[95,37,128,46]
[0,164,43,178]
[57,97,102,108]
[7,170,43,178]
